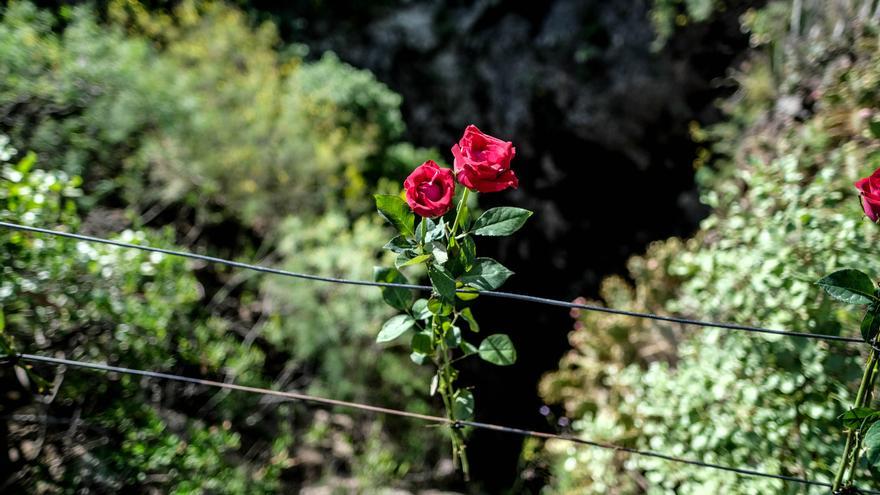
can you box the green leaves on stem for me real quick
[429,264,457,300]
[866,422,880,469]
[818,268,880,340]
[453,390,475,421]
[822,268,880,490]
[375,194,415,238]
[377,314,415,343]
[864,307,880,342]
[375,186,529,479]
[817,269,878,306]
[471,207,532,236]
[460,307,479,333]
[460,258,513,291]
[478,334,517,366]
[374,267,412,312]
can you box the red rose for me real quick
[855,168,880,222]
[404,160,455,218]
[451,125,518,193]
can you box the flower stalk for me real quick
[833,345,879,490]
[373,125,527,476]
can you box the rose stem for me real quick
[833,345,879,490]
[448,188,470,243]
[438,324,470,480]
[847,354,880,485]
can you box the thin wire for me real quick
[15,353,874,493]
[0,221,864,345]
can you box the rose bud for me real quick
[451,124,518,193]
[404,160,455,218]
[855,167,880,222]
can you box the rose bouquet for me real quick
[373,125,531,477]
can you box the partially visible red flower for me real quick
[451,125,518,193]
[404,160,455,218]
[855,168,880,222]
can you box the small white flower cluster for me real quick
[0,135,17,163]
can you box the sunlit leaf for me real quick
[377,314,415,343]
[472,207,532,236]
[375,194,415,238]
[461,258,513,291]
[816,269,877,305]
[478,334,517,366]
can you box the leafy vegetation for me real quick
[0,1,446,492]
[541,1,880,492]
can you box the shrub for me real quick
[540,2,880,492]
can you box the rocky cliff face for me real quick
[251,0,756,489]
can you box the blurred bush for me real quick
[0,0,447,491]
[0,0,434,231]
[0,149,286,492]
[541,1,880,492]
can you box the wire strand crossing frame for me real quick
[14,353,874,493]
[0,221,865,345]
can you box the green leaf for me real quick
[412,299,432,320]
[444,323,462,348]
[459,236,476,271]
[455,287,480,301]
[396,253,432,268]
[816,269,877,305]
[840,407,880,429]
[865,421,880,468]
[461,258,513,291]
[373,267,412,311]
[453,390,475,421]
[458,204,470,230]
[430,242,448,265]
[377,314,415,343]
[460,307,480,333]
[416,217,435,239]
[461,340,478,356]
[412,331,433,355]
[870,119,880,139]
[478,334,517,366]
[864,308,880,341]
[417,218,446,242]
[375,194,415,238]
[472,207,532,236]
[428,298,453,316]
[428,264,456,300]
[17,151,36,174]
[383,235,414,254]
[410,352,428,365]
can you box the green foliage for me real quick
[0,152,282,493]
[375,194,415,238]
[374,266,413,311]
[650,0,721,48]
[478,334,517,366]
[0,1,448,490]
[373,176,531,476]
[817,269,878,306]
[460,257,513,291]
[0,1,428,231]
[471,206,532,236]
[866,422,880,469]
[378,314,416,343]
[541,2,880,493]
